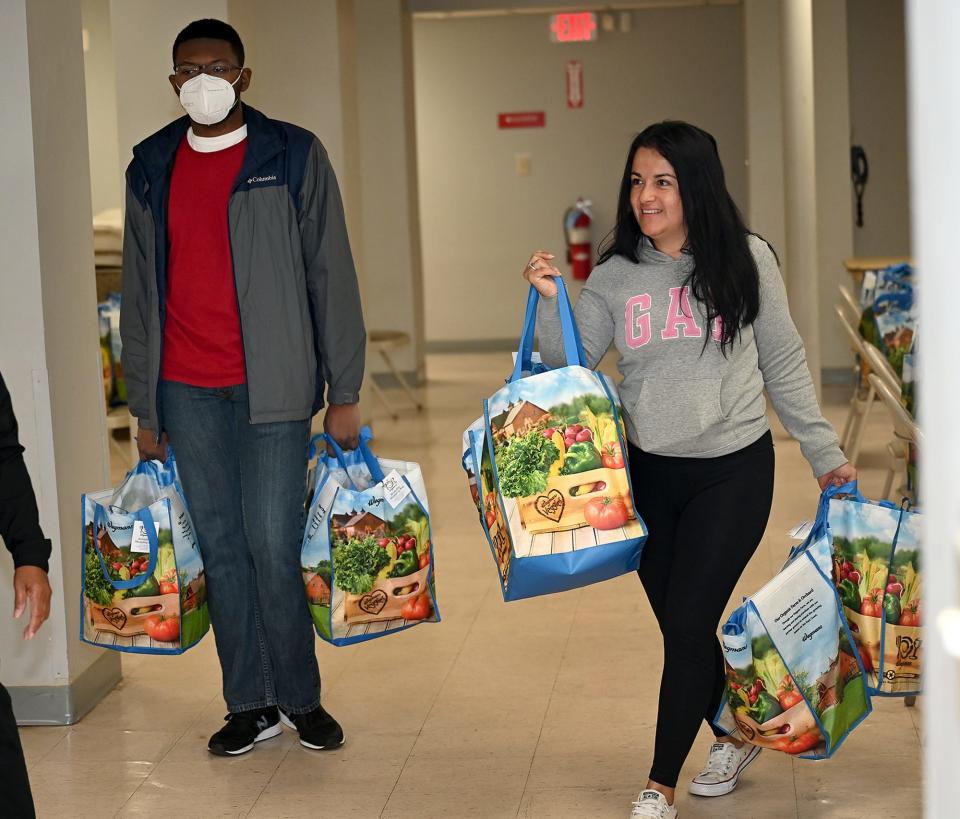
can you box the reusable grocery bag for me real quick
[824,485,922,696]
[302,427,439,645]
[462,280,647,601]
[713,530,871,758]
[858,263,916,377]
[81,452,209,653]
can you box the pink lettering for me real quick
[712,315,724,342]
[625,294,652,348]
[661,286,703,340]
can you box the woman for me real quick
[524,121,855,819]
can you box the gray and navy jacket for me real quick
[120,104,365,433]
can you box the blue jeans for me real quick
[161,381,320,714]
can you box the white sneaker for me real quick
[688,740,760,797]
[630,789,678,818]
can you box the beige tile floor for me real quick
[20,352,922,818]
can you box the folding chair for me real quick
[367,330,423,420]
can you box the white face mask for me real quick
[177,72,242,126]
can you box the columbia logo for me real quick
[247,174,277,184]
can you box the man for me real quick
[0,371,54,818]
[120,19,365,756]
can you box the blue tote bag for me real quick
[815,484,922,696]
[462,279,647,601]
[80,451,210,653]
[713,516,872,758]
[302,427,439,645]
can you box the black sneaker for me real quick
[279,704,345,750]
[208,706,282,756]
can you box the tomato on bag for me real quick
[144,615,180,642]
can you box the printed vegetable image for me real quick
[143,614,180,642]
[401,594,431,621]
[601,442,625,469]
[84,550,114,607]
[495,428,559,498]
[777,676,804,711]
[899,600,921,627]
[333,536,392,595]
[838,578,860,611]
[583,496,630,530]
[750,688,783,724]
[883,592,902,625]
[860,588,883,618]
[128,575,161,598]
[559,441,602,475]
[769,730,821,755]
[388,550,419,579]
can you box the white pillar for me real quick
[744,0,787,259]
[906,3,960,816]
[779,0,821,393]
[0,0,120,723]
[811,0,854,373]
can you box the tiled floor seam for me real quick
[243,735,299,818]
[515,588,585,818]
[378,579,498,818]
[110,690,221,818]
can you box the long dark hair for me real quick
[597,121,760,351]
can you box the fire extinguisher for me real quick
[564,198,593,280]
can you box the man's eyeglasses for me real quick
[173,63,242,79]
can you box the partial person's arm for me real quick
[119,165,168,460]
[751,238,849,478]
[299,140,366,412]
[0,372,53,638]
[536,286,614,370]
[119,165,152,431]
[523,250,614,370]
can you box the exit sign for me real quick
[550,12,597,43]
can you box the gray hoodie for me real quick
[536,234,846,476]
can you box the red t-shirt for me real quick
[161,136,247,386]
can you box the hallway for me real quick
[20,352,922,818]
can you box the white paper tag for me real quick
[788,520,813,540]
[130,520,151,553]
[382,469,411,507]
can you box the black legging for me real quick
[629,431,774,789]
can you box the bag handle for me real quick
[92,505,160,591]
[788,481,864,560]
[511,278,585,383]
[308,426,384,488]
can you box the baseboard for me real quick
[822,367,856,385]
[370,370,420,389]
[10,652,121,726]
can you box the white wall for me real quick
[813,0,855,371]
[414,5,747,344]
[847,0,911,257]
[82,0,122,216]
[0,0,118,696]
[744,0,787,259]
[109,0,229,181]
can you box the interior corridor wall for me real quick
[846,0,911,257]
[81,0,121,217]
[109,0,229,194]
[413,6,747,345]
